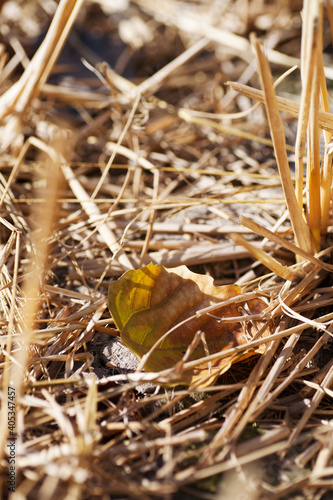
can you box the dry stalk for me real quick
[251,33,314,254]
[0,0,84,150]
[226,81,333,133]
[305,0,323,250]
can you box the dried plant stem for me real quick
[319,41,333,235]
[230,232,295,281]
[240,215,333,271]
[250,331,331,422]
[305,0,323,250]
[227,81,333,133]
[179,109,291,151]
[319,55,332,145]
[0,0,84,149]
[11,151,61,382]
[61,162,133,271]
[206,345,276,461]
[251,33,314,255]
[91,93,141,200]
[140,168,159,262]
[320,144,333,235]
[0,230,20,463]
[294,0,316,208]
[288,356,333,446]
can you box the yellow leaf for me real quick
[108,263,269,387]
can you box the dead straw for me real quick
[0,1,332,499]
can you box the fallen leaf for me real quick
[108,263,269,387]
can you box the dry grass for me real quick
[0,1,333,499]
